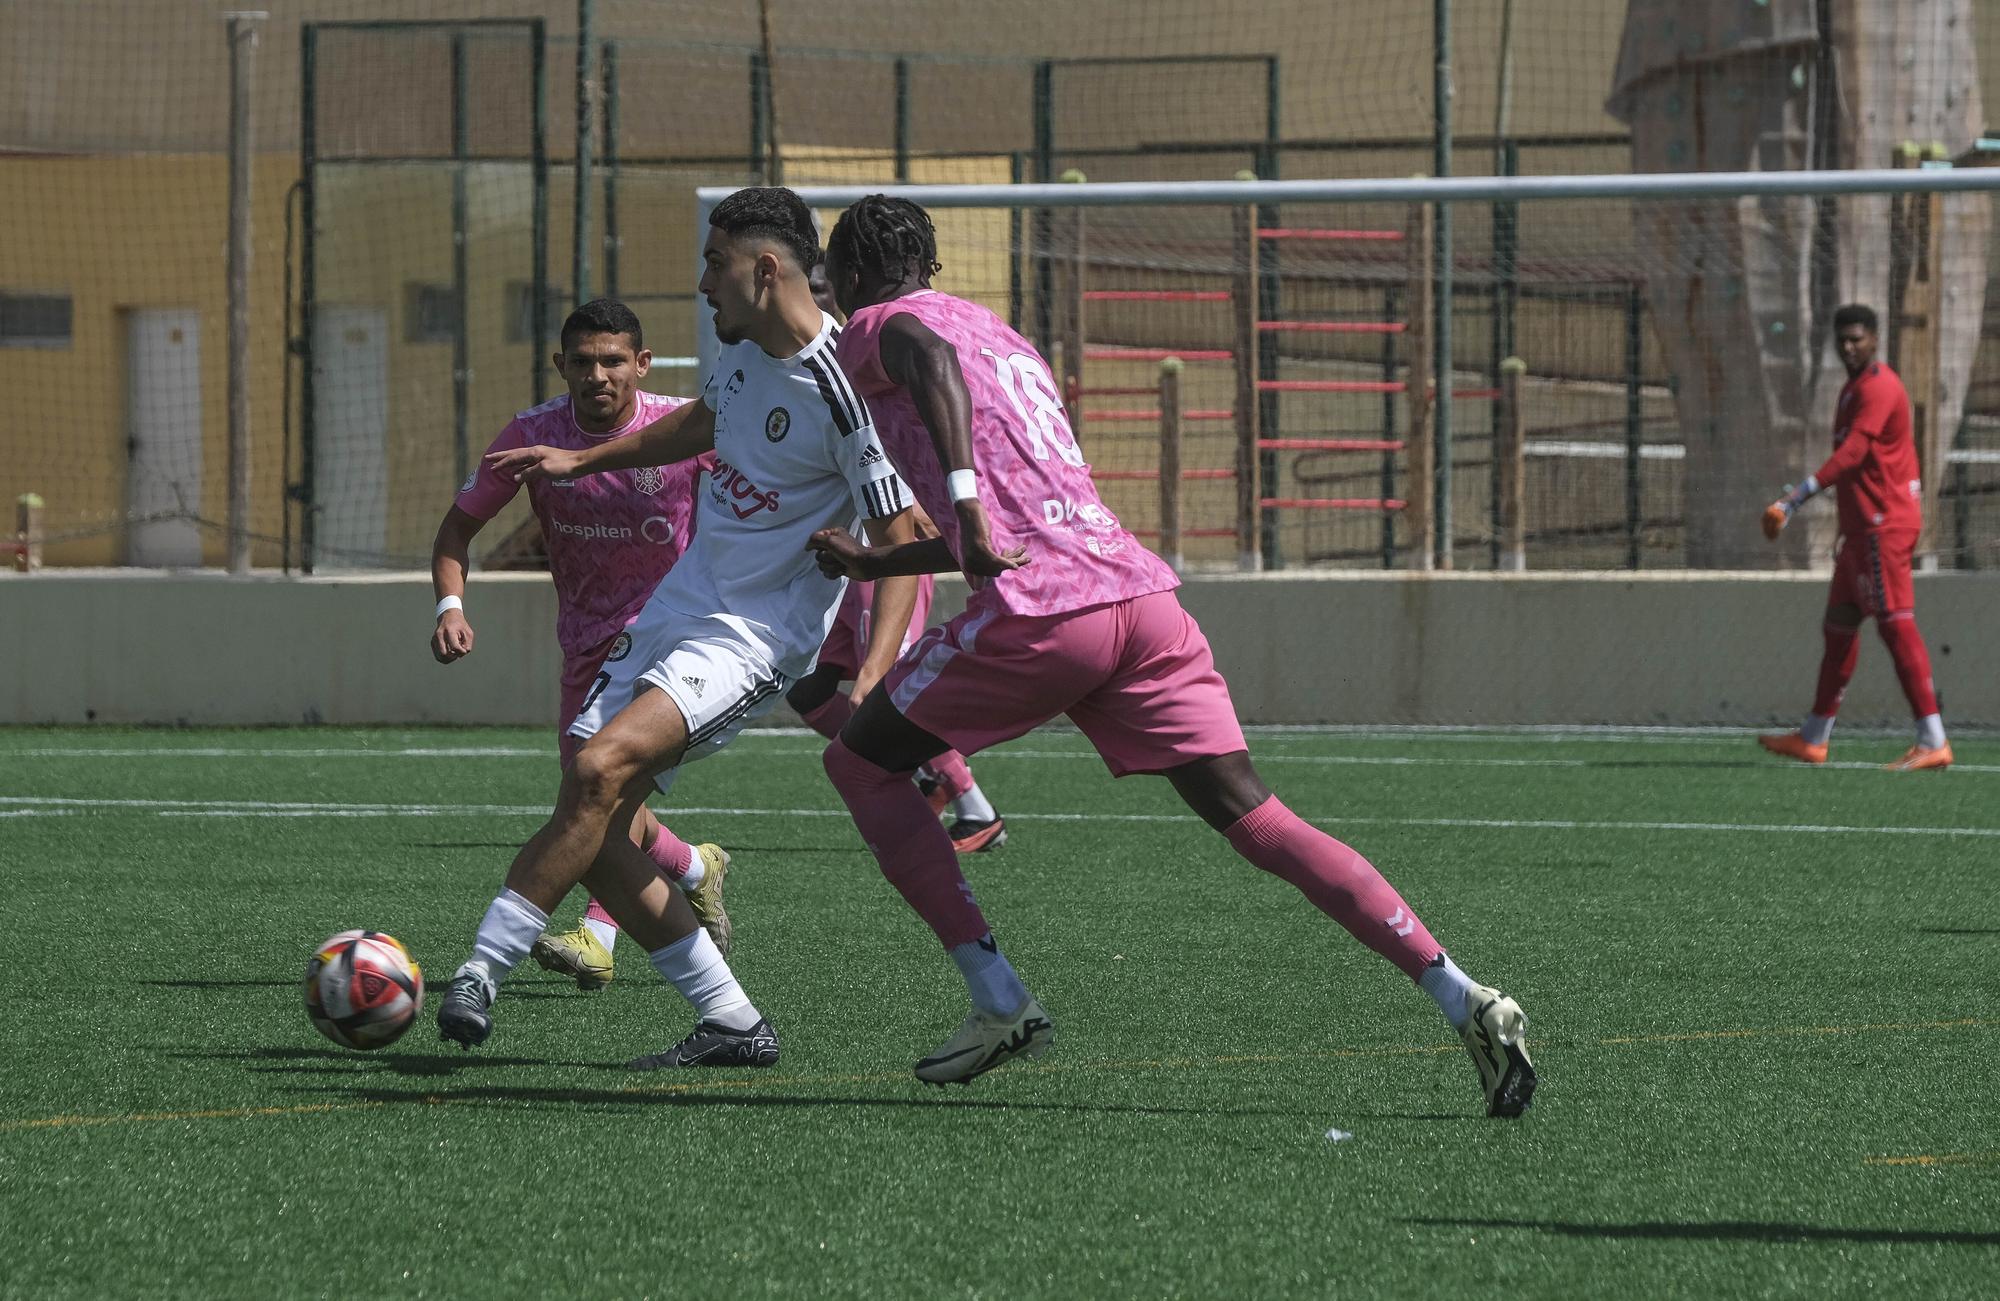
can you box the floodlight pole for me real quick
[224,11,267,575]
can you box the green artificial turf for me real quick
[2,725,1996,1298]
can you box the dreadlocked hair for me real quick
[829,195,943,284]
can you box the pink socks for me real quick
[1222,796,1442,982]
[824,737,989,947]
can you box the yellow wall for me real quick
[0,147,1011,568]
[0,157,295,567]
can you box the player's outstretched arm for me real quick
[807,527,956,581]
[485,400,717,483]
[877,313,1028,578]
[430,506,486,663]
[851,509,922,703]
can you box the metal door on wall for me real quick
[125,308,203,567]
[310,305,390,567]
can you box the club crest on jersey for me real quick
[765,407,791,442]
[605,632,632,662]
[634,465,664,494]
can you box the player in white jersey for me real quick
[434,188,919,1068]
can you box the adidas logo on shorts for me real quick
[681,675,707,696]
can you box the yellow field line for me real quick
[4,1016,1994,1135]
[1598,1016,1996,1045]
[1864,1150,2000,1168]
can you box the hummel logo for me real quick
[1385,906,1417,938]
[682,675,706,696]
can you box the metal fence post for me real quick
[1159,358,1185,572]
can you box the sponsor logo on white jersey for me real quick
[710,459,782,519]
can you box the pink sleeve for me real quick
[836,308,898,397]
[454,421,527,520]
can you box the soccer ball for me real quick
[303,930,425,1050]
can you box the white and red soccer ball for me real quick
[303,930,424,1050]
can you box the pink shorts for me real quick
[818,574,936,677]
[558,629,632,766]
[882,589,1247,778]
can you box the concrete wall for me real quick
[4,570,1993,728]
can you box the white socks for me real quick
[676,844,707,890]
[467,889,550,982]
[952,783,998,824]
[950,935,1029,1017]
[648,930,760,1031]
[583,916,619,952]
[1418,953,1477,1032]
[1804,713,1946,749]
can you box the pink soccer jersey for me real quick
[837,290,1178,618]
[456,391,711,655]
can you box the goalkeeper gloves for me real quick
[1761,475,1819,539]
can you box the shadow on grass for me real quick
[1578,760,1773,772]
[159,1045,613,1076]
[403,840,856,856]
[306,1080,1306,1119]
[139,978,596,999]
[142,979,297,990]
[1408,1217,2000,1246]
[404,841,528,851]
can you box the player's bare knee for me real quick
[569,739,643,813]
[1167,750,1271,831]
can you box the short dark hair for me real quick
[1832,303,1878,335]
[709,186,820,271]
[560,298,643,352]
[828,195,942,285]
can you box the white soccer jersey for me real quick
[647,312,910,678]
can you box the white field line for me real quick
[3,794,1998,838]
[3,743,1995,774]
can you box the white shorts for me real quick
[567,611,791,794]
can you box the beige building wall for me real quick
[4,569,1995,727]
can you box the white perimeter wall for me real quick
[2,570,1995,728]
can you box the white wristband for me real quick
[946,469,978,503]
[435,595,464,620]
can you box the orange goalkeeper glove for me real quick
[1763,476,1819,540]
